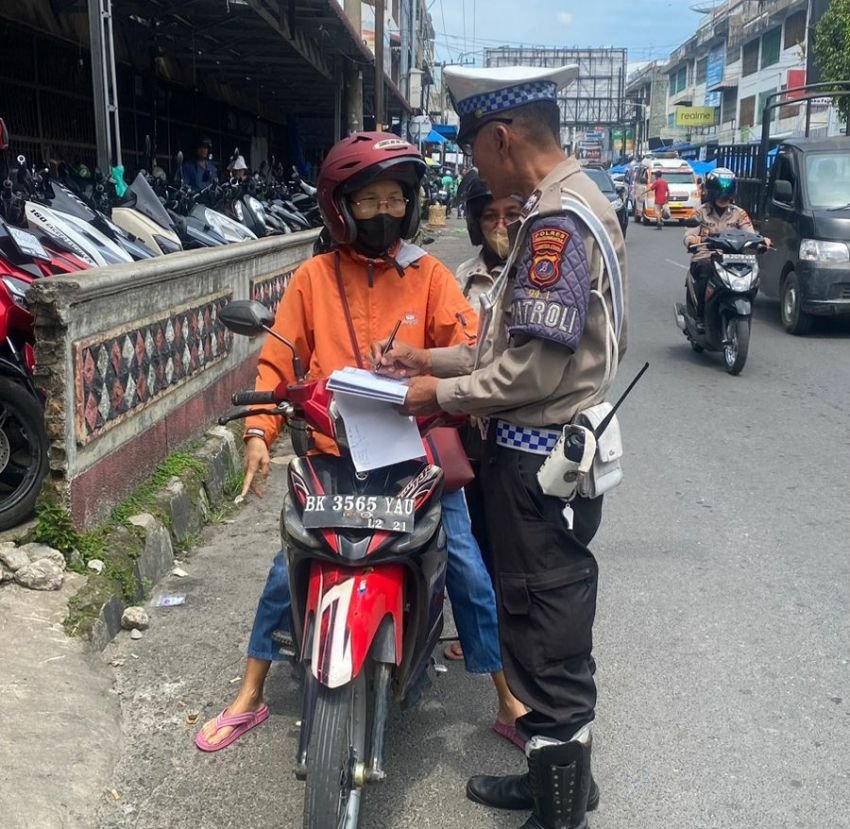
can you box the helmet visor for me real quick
[713,176,736,196]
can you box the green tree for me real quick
[813,0,850,121]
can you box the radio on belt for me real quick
[536,423,597,501]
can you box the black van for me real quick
[716,83,850,334]
[758,137,850,334]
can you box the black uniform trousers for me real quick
[479,441,603,742]
[690,259,714,317]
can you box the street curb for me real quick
[81,425,243,651]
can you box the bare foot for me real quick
[200,693,264,746]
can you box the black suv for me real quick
[583,166,628,239]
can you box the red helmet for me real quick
[317,132,427,245]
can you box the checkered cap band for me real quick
[494,421,562,455]
[455,81,558,118]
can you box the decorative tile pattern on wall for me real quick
[74,293,233,445]
[251,268,296,314]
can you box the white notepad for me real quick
[333,392,424,472]
[326,367,410,405]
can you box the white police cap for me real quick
[444,65,578,141]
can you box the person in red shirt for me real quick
[648,169,670,229]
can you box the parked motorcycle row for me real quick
[0,126,322,530]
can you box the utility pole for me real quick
[399,0,410,138]
[88,0,122,172]
[375,0,386,131]
[343,0,363,133]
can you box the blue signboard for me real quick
[704,47,724,108]
[706,47,724,88]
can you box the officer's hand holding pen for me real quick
[370,339,432,378]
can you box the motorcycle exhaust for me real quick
[674,303,687,331]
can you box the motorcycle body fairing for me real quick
[283,454,447,698]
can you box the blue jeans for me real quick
[247,489,503,674]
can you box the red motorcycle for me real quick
[219,300,447,829]
[0,220,52,528]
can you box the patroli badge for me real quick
[530,227,570,288]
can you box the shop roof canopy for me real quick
[431,124,458,140]
[425,129,447,144]
[113,0,410,136]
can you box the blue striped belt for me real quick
[494,421,562,455]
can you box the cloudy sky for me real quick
[433,0,710,68]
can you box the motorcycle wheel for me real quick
[303,671,368,829]
[723,317,750,375]
[0,377,49,530]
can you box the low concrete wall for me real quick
[28,232,319,528]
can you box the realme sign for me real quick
[675,106,717,127]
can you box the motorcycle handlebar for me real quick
[232,389,277,406]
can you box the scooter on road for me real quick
[675,230,769,375]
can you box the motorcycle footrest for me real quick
[271,629,297,657]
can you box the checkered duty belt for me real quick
[494,421,562,455]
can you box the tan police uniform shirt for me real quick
[431,157,628,428]
[685,203,754,262]
[454,251,498,308]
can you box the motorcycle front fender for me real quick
[720,297,752,317]
[306,561,404,689]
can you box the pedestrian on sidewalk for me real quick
[373,64,628,829]
[648,169,669,229]
[195,132,526,754]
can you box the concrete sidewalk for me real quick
[0,576,122,829]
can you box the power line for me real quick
[462,0,467,56]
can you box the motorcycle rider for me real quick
[684,167,767,322]
[196,132,526,752]
[182,137,218,191]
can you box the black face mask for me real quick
[354,214,404,257]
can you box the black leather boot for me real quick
[518,736,594,829]
[466,772,599,812]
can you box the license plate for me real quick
[669,202,685,208]
[8,226,49,260]
[722,254,757,264]
[302,494,415,533]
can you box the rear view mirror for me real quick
[219,300,275,336]
[774,179,793,203]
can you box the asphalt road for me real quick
[95,218,850,829]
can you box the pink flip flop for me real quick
[194,704,270,752]
[492,720,525,751]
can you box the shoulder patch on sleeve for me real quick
[509,215,591,352]
[530,227,571,288]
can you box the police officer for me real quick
[373,65,628,829]
[684,167,768,322]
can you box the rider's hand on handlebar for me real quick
[371,340,432,378]
[242,436,271,498]
[686,235,702,248]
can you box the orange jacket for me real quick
[246,242,477,453]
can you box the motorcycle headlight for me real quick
[204,208,226,235]
[2,276,30,308]
[799,238,850,264]
[611,198,624,211]
[233,200,245,222]
[247,195,267,225]
[716,265,756,292]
